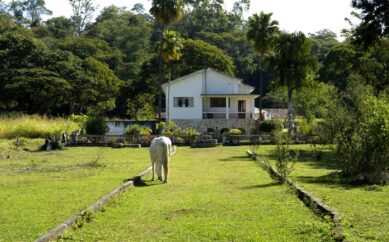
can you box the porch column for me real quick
[252,98,256,120]
[226,97,229,119]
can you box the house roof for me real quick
[161,68,253,89]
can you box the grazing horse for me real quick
[150,136,176,183]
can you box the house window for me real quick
[174,97,194,107]
[210,98,230,107]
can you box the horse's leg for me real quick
[156,162,162,181]
[163,159,169,183]
[151,160,155,181]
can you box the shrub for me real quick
[161,121,181,136]
[226,129,242,136]
[273,133,298,182]
[125,124,152,136]
[85,116,109,135]
[259,120,283,134]
[297,119,318,135]
[69,114,88,132]
[181,127,200,136]
[335,96,389,175]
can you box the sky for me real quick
[18,0,359,40]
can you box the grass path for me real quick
[61,146,332,241]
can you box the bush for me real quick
[226,129,242,136]
[181,127,200,136]
[69,114,88,132]
[85,116,109,135]
[335,96,389,175]
[297,119,318,135]
[161,121,181,136]
[125,124,152,136]
[259,120,283,134]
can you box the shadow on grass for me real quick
[240,182,280,190]
[261,148,339,171]
[295,171,368,189]
[133,179,164,187]
[219,156,252,162]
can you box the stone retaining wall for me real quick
[173,119,257,134]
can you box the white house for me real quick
[162,68,259,134]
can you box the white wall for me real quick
[203,71,237,94]
[106,122,125,135]
[165,73,203,119]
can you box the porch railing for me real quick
[202,112,253,119]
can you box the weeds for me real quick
[0,115,79,139]
[74,209,94,229]
[85,149,106,168]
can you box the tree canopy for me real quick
[0,0,387,124]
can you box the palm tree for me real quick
[162,30,184,122]
[150,0,184,124]
[247,12,279,120]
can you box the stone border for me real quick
[35,167,152,242]
[247,151,343,237]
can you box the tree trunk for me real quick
[287,82,293,134]
[259,55,264,121]
[167,62,173,123]
[157,27,166,127]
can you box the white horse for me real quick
[150,136,176,183]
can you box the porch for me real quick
[201,94,258,120]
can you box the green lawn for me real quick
[258,145,389,241]
[60,146,332,241]
[0,139,149,241]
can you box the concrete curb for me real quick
[35,166,152,242]
[247,150,342,236]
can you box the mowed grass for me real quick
[61,146,332,241]
[0,139,149,241]
[258,145,389,241]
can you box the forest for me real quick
[0,0,387,122]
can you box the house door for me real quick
[238,100,246,119]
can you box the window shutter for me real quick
[174,97,178,107]
[189,97,194,107]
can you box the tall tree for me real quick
[0,0,8,13]
[9,0,52,27]
[150,0,184,122]
[351,0,388,49]
[272,32,317,131]
[162,30,183,121]
[247,12,279,120]
[69,0,96,36]
[44,16,73,38]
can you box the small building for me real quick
[162,68,259,135]
[106,121,158,135]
